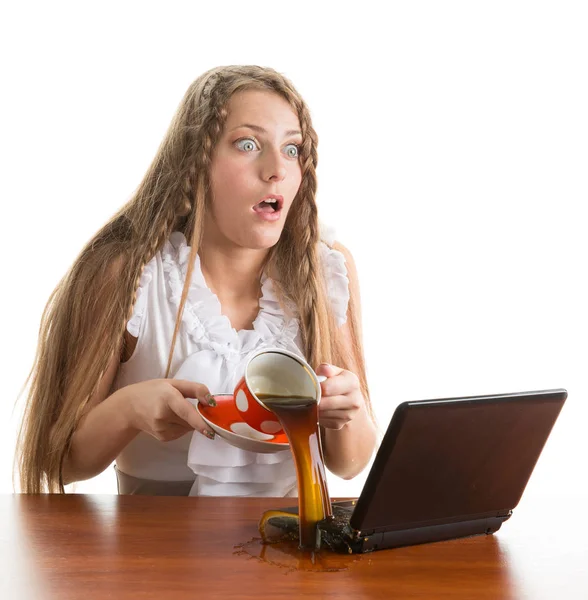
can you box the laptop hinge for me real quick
[360,515,509,552]
[359,509,514,535]
[360,532,383,552]
[358,529,375,537]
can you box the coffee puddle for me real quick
[235,506,369,572]
[234,537,363,573]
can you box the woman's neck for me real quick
[198,242,269,303]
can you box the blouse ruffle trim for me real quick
[126,262,154,338]
[126,231,351,347]
[161,232,299,359]
[319,242,350,326]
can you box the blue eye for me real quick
[235,137,301,158]
[285,143,300,158]
[236,138,258,152]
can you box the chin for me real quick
[249,237,281,251]
[241,229,282,250]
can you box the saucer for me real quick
[196,394,290,454]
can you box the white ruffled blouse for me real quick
[112,223,350,496]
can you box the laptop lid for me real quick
[350,389,567,535]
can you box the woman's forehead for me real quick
[224,89,301,133]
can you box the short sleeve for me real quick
[319,220,337,247]
[320,241,350,327]
[126,256,156,338]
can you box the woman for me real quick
[17,65,378,495]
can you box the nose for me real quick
[261,147,287,182]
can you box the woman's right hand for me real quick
[122,379,216,442]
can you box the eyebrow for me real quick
[229,123,302,137]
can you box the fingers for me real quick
[169,395,208,429]
[167,379,215,406]
[319,408,358,430]
[319,390,363,430]
[149,422,194,442]
[166,389,216,440]
[318,368,359,398]
[319,392,362,413]
[316,363,345,378]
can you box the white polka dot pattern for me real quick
[260,420,283,434]
[236,390,249,412]
[230,422,275,441]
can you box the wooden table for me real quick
[1,494,586,599]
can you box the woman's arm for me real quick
[62,332,215,485]
[61,347,137,485]
[318,242,378,480]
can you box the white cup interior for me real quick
[247,350,319,403]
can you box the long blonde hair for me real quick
[17,65,372,493]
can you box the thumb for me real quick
[316,362,344,378]
[167,379,212,405]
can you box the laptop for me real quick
[272,388,567,553]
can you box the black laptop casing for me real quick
[274,389,567,553]
[343,389,567,552]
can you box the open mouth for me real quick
[252,198,283,214]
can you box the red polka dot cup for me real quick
[229,348,326,436]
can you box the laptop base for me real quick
[267,502,510,554]
[354,514,509,553]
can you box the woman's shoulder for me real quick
[318,224,354,327]
[318,221,353,263]
[123,231,214,342]
[318,221,355,278]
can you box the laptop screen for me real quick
[351,390,567,533]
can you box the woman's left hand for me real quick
[315,362,363,430]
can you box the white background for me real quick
[1,1,586,505]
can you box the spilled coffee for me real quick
[256,393,333,550]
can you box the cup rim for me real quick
[244,347,322,411]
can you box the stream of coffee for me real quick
[256,393,333,550]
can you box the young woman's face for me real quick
[206,89,303,250]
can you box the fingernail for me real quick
[205,393,216,407]
[201,429,215,440]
